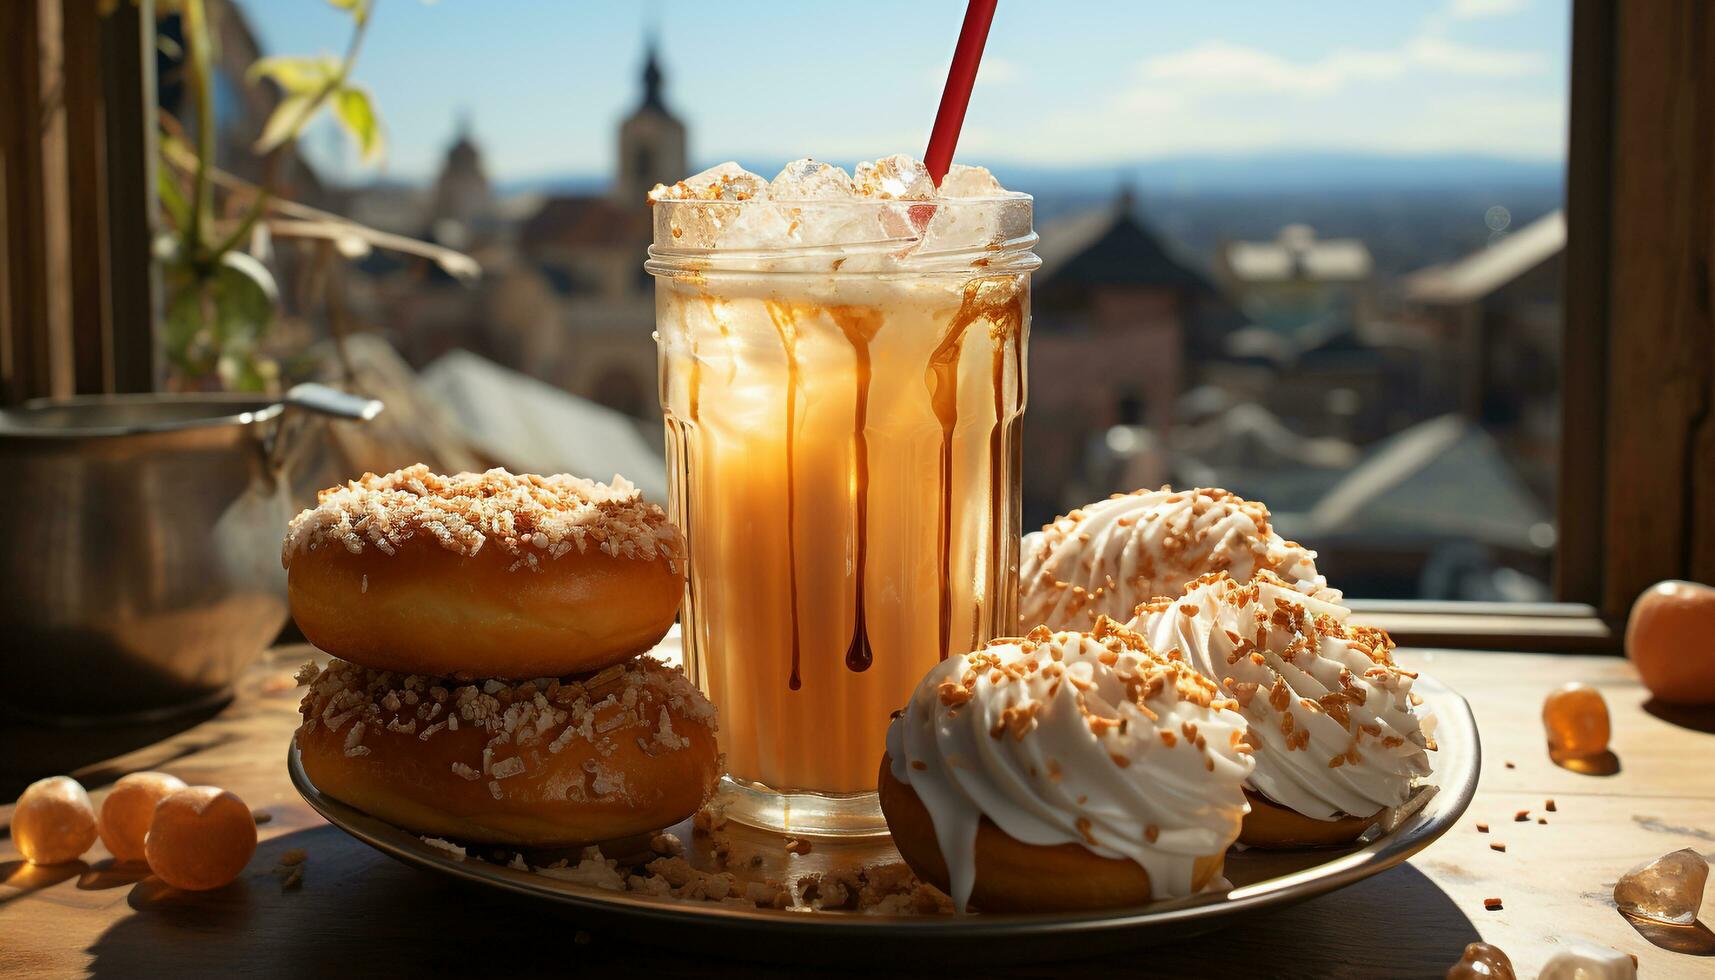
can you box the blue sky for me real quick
[241,0,1570,185]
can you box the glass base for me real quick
[717,776,889,838]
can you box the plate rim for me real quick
[287,672,1480,938]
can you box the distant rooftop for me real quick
[1036,193,1213,296]
[1405,209,1565,305]
[517,195,649,252]
[1219,224,1372,283]
[1302,413,1550,552]
[418,351,667,501]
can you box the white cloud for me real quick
[981,57,1021,85]
[1013,84,1565,166]
[1450,0,1531,19]
[1140,41,1397,96]
[926,56,1020,88]
[1004,23,1565,166]
[1389,93,1566,156]
[1137,33,1545,99]
[1406,36,1545,77]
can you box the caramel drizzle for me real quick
[926,333,966,663]
[683,303,701,425]
[1002,372,1024,628]
[764,301,805,691]
[830,305,883,673]
[662,412,701,690]
[668,297,705,688]
[986,286,1026,643]
[924,280,1027,660]
[988,352,1006,649]
[925,282,996,661]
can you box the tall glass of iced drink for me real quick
[647,157,1037,834]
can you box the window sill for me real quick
[1346,600,1618,653]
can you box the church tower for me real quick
[431,114,492,229]
[613,38,687,203]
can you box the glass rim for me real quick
[645,231,1042,276]
[647,191,1033,209]
[647,193,1037,272]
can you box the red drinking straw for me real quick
[924,0,999,187]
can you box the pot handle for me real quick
[265,383,385,477]
[284,382,384,423]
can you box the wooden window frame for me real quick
[1337,0,1714,654]
[4,0,1709,653]
[1,0,158,402]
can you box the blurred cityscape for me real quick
[199,5,1564,602]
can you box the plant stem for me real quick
[181,0,216,266]
[209,2,373,260]
[157,144,481,280]
[319,241,358,383]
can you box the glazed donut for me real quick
[1131,571,1436,848]
[1240,790,1380,847]
[1019,487,1337,632]
[881,621,1254,912]
[879,759,1226,912]
[284,465,686,679]
[295,656,720,846]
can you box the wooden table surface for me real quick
[3,645,1713,979]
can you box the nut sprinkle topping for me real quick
[297,655,715,806]
[888,620,1255,911]
[1131,570,1435,824]
[1018,486,1337,632]
[459,842,951,915]
[283,465,685,571]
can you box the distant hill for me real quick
[986,151,1563,196]
[494,151,1561,199]
[493,173,609,197]
[488,151,1564,277]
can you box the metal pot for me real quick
[0,384,381,723]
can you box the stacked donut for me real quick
[285,465,720,847]
[881,486,1438,912]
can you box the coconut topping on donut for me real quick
[282,465,686,571]
[1019,487,1336,632]
[886,620,1255,911]
[1130,571,1435,822]
[297,656,715,805]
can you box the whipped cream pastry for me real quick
[886,620,1255,911]
[1019,487,1336,633]
[1132,572,1435,822]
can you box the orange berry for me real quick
[97,771,187,864]
[1541,683,1610,759]
[1626,580,1715,705]
[144,786,257,891]
[13,776,98,865]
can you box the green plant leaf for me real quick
[254,93,317,154]
[162,262,211,371]
[247,55,336,95]
[217,346,278,393]
[157,167,191,231]
[160,254,280,389]
[333,85,384,163]
[325,0,369,25]
[213,251,280,346]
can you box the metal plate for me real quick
[287,671,1477,962]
